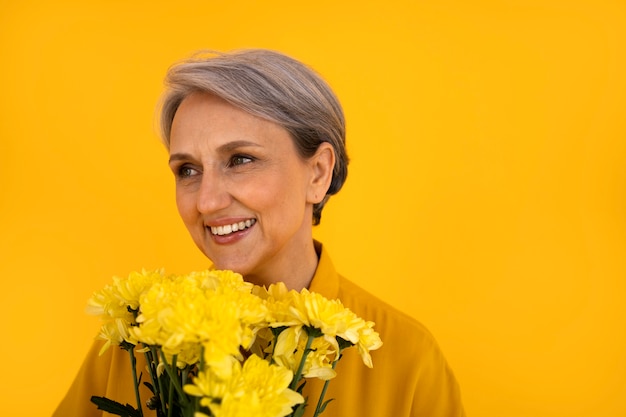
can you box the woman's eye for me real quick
[177,165,199,178]
[230,155,253,166]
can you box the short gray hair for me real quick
[159,49,348,225]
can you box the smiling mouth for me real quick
[210,219,256,236]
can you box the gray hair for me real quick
[159,49,348,225]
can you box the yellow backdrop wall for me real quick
[1,0,625,416]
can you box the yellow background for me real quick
[1,0,625,415]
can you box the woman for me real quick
[54,49,465,417]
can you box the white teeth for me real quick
[210,219,256,236]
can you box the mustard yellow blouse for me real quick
[53,243,465,417]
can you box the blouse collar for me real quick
[308,240,340,299]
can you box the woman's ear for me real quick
[307,142,335,204]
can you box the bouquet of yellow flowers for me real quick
[86,269,382,417]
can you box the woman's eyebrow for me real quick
[168,153,193,164]
[217,140,262,153]
[168,141,262,164]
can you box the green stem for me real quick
[181,364,189,387]
[269,330,280,364]
[128,347,144,417]
[313,350,342,417]
[160,352,188,406]
[167,372,175,417]
[144,347,166,416]
[199,344,205,374]
[192,346,205,415]
[152,347,168,416]
[290,332,315,391]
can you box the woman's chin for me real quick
[208,256,254,277]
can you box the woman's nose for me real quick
[196,169,231,213]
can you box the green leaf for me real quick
[119,340,136,351]
[271,326,289,337]
[336,336,354,351]
[296,379,307,394]
[291,401,307,417]
[143,381,155,394]
[304,326,323,338]
[318,398,335,414]
[90,396,142,417]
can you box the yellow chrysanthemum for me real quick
[95,319,134,355]
[193,269,255,294]
[290,290,354,342]
[272,326,337,380]
[131,270,268,368]
[260,285,383,368]
[87,269,166,316]
[253,282,297,325]
[185,354,304,417]
[247,326,275,360]
[86,269,165,353]
[354,320,383,368]
[89,268,383,416]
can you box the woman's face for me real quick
[168,92,331,285]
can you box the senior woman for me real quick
[53,49,465,417]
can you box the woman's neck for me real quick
[244,239,320,290]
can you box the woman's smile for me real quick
[209,218,256,236]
